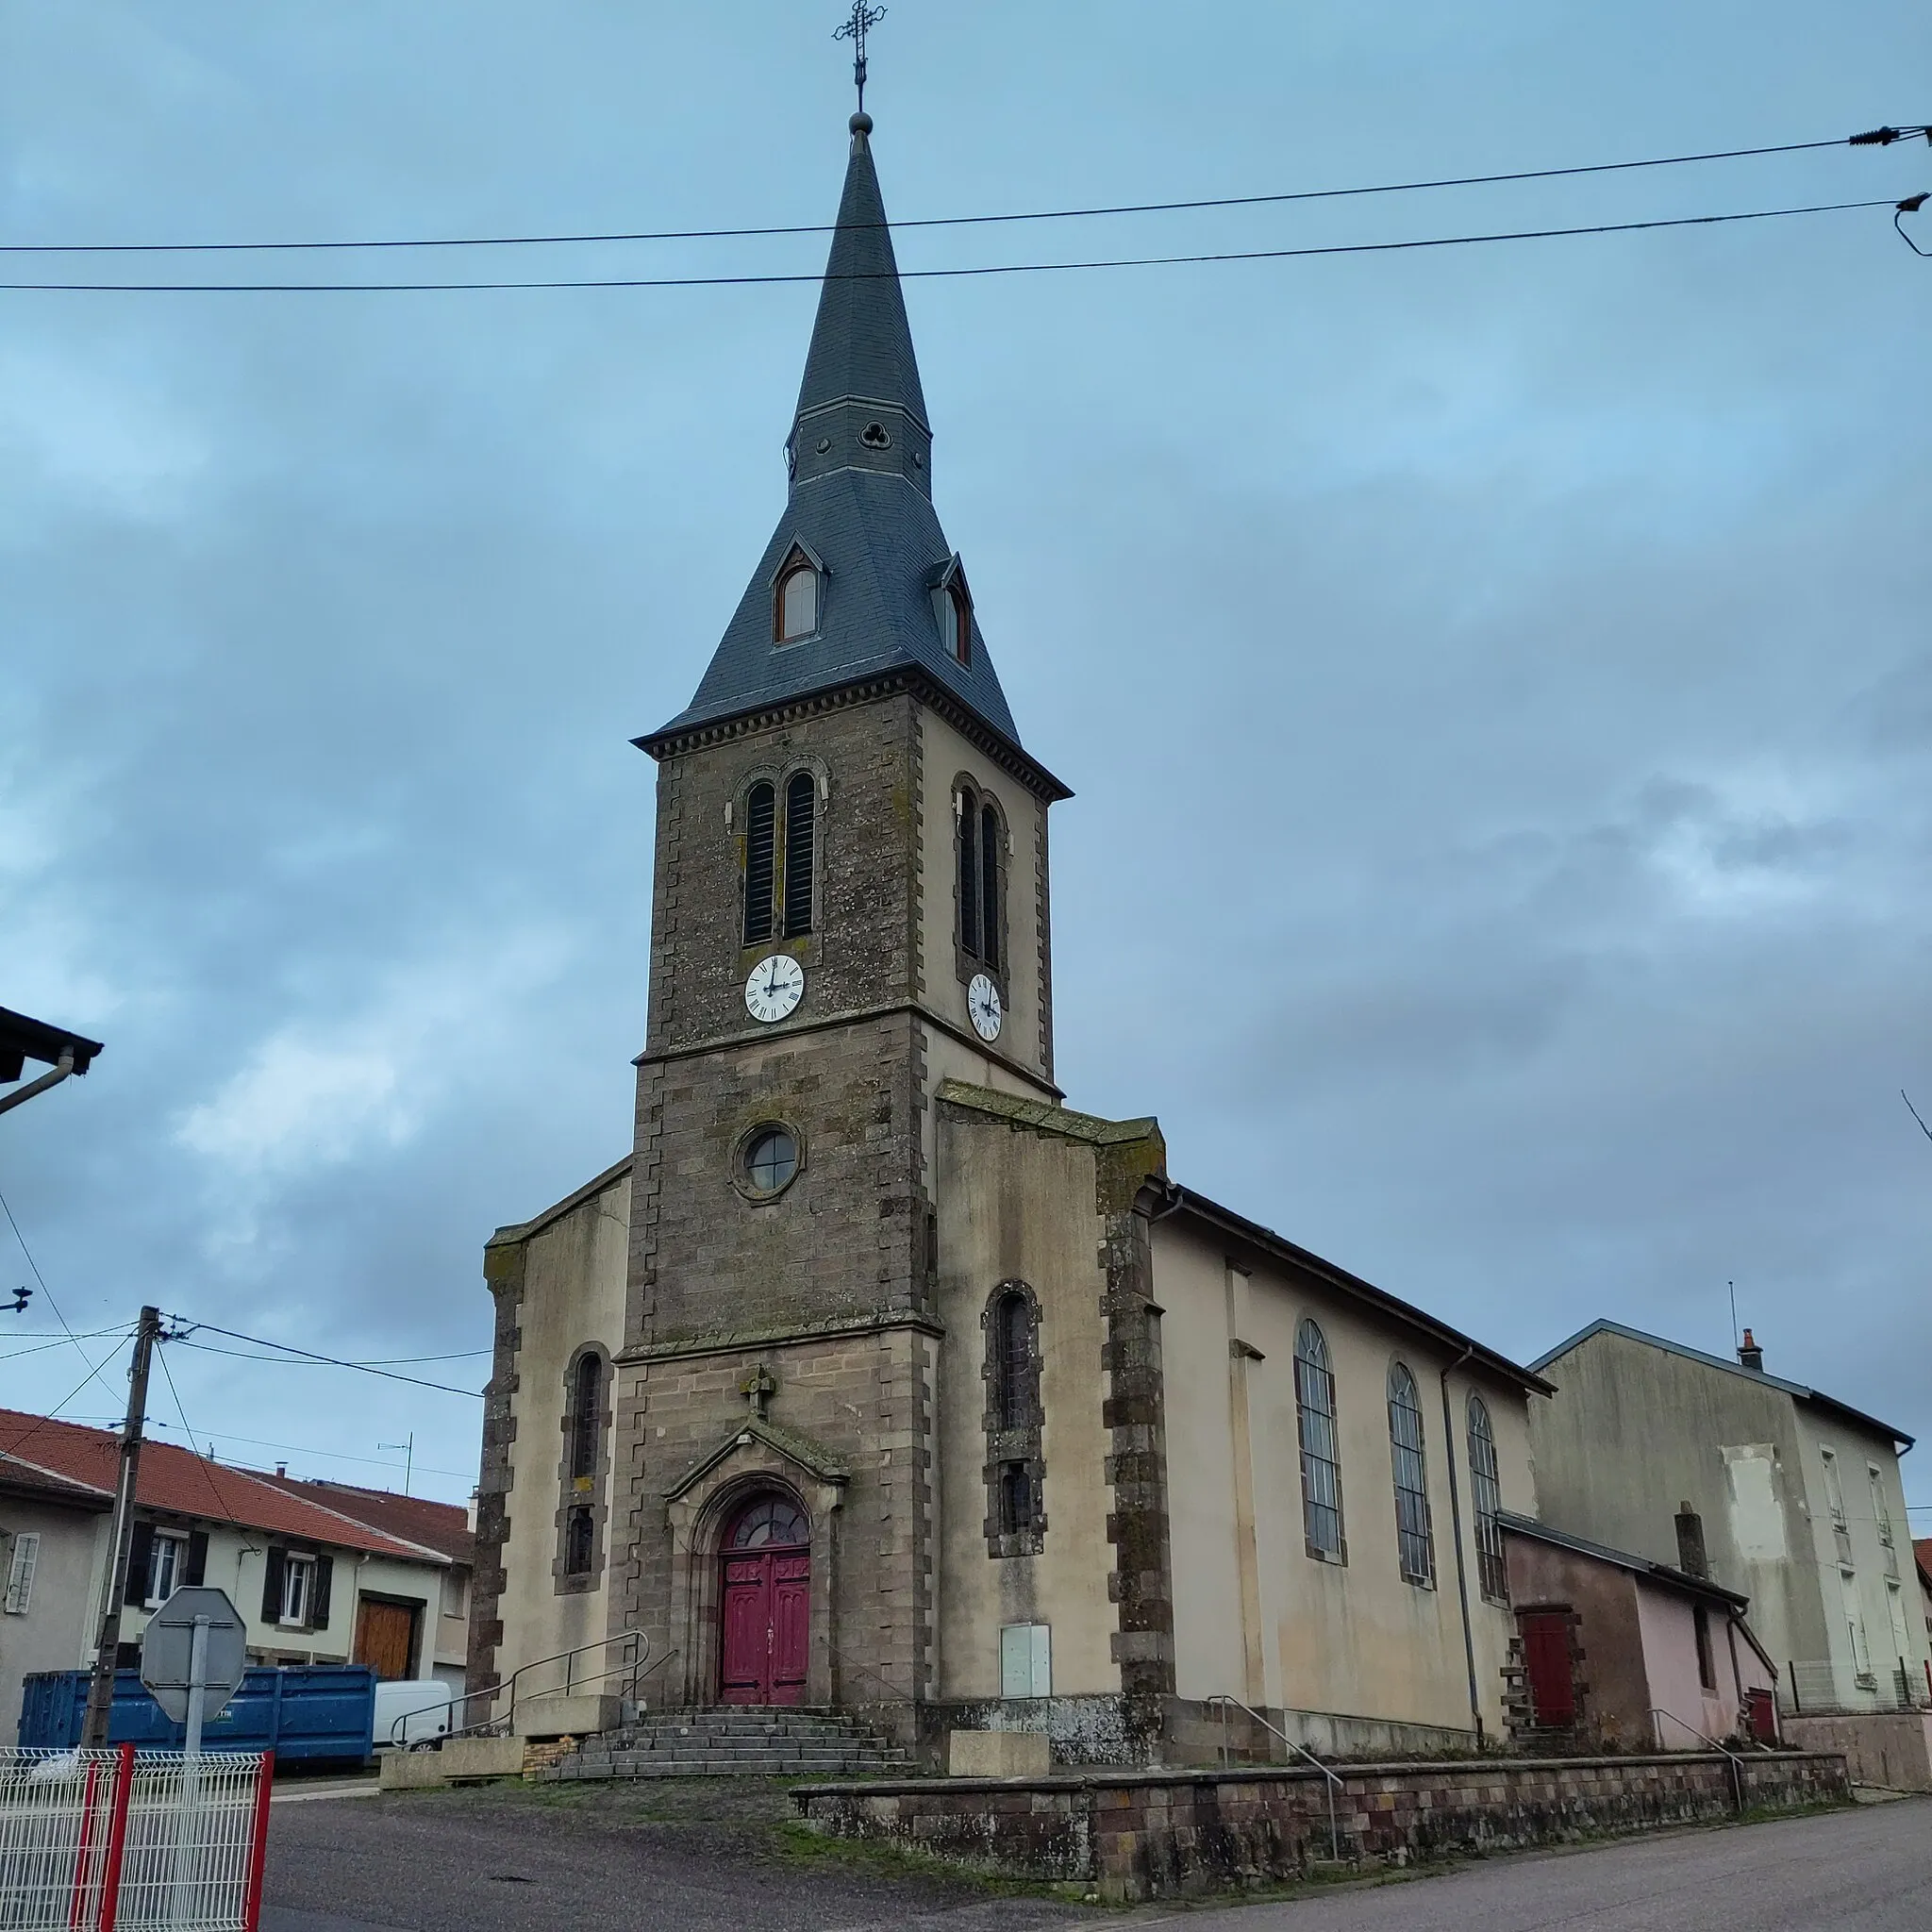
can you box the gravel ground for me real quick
[260,1777,1088,1932]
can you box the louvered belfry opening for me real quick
[958,787,980,958]
[743,781,777,944]
[978,804,1001,972]
[784,772,816,936]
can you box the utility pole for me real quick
[82,1305,162,1747]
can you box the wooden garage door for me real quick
[354,1597,418,1680]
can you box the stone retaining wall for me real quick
[793,1752,1850,1902]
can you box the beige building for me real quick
[470,107,1548,1766]
[1528,1321,1932,1780]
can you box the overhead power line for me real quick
[0,1183,130,1408]
[166,1317,483,1397]
[0,196,1905,293]
[0,132,1903,258]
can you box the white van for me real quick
[373,1678,454,1751]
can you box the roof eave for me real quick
[1160,1186,1556,1397]
[1496,1509,1751,1609]
[636,666,1073,803]
[1532,1319,1914,1451]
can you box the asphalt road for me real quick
[261,1785,1932,1932]
[1139,1800,1932,1931]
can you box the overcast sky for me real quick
[3,2,1927,1518]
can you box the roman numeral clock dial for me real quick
[744,954,806,1024]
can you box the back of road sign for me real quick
[140,1585,248,1724]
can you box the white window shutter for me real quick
[1029,1623,1052,1698]
[4,1532,41,1614]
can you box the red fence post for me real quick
[241,1750,275,1932]
[96,1743,136,1932]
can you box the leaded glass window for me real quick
[1294,1319,1344,1559]
[1387,1363,1434,1586]
[1467,1393,1507,1601]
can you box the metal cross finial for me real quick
[834,3,886,113]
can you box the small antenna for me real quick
[1727,1279,1739,1352]
[834,2,887,114]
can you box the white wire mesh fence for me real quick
[0,1747,272,1932]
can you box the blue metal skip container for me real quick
[18,1665,378,1765]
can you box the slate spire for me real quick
[791,112,929,468]
[645,113,1048,779]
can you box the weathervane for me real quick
[834,2,886,114]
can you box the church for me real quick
[469,107,1550,1767]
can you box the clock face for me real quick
[744,954,806,1024]
[967,972,1004,1042]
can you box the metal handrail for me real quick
[1206,1694,1347,1864]
[1648,1707,1745,1810]
[440,1629,654,1742]
[826,1643,918,1709]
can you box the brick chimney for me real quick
[1674,1502,1708,1578]
[1737,1327,1764,1373]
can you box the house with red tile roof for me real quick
[0,1408,464,1732]
[253,1474,475,1692]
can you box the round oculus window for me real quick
[741,1125,799,1195]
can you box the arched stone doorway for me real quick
[719,1492,811,1706]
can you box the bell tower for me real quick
[609,110,1070,1724]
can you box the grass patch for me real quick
[772,1819,1099,1903]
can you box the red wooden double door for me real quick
[719,1494,810,1706]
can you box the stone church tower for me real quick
[615,105,1071,1721]
[474,107,1545,1773]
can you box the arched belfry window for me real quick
[741,771,820,945]
[1294,1319,1344,1561]
[1467,1393,1507,1602]
[742,781,777,945]
[774,550,820,643]
[784,772,816,936]
[955,783,1004,979]
[983,1281,1044,1556]
[1387,1363,1434,1586]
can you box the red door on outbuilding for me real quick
[719,1495,810,1705]
[1520,1611,1575,1724]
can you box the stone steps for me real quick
[536,1707,912,1782]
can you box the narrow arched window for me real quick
[571,1354,603,1481]
[564,1507,594,1576]
[776,561,818,642]
[742,781,776,945]
[1294,1319,1343,1560]
[1467,1393,1507,1602]
[1387,1364,1433,1586]
[996,1291,1033,1429]
[958,787,980,958]
[979,804,1001,974]
[783,772,816,936]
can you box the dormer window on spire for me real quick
[774,548,821,645]
[931,557,972,668]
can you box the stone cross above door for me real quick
[740,1363,778,1420]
